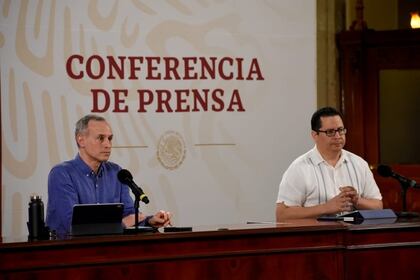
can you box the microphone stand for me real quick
[134,196,140,232]
[124,186,154,234]
[397,180,419,218]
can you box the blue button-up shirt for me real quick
[46,154,135,235]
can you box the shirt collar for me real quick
[309,146,348,167]
[74,153,104,176]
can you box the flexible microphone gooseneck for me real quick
[377,165,417,188]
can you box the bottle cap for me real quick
[30,195,42,201]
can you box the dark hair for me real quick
[75,114,106,147]
[311,107,343,131]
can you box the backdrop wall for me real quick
[1,0,316,238]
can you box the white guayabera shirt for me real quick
[277,146,382,207]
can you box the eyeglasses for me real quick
[316,127,347,137]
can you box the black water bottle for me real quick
[28,195,45,239]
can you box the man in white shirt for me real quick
[276,107,383,221]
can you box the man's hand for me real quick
[325,190,353,214]
[148,210,172,228]
[339,186,359,208]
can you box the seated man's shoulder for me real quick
[343,149,368,165]
[102,160,121,170]
[290,149,315,167]
[49,159,77,175]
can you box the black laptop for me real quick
[71,203,124,236]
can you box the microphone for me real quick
[377,165,417,188]
[117,169,150,204]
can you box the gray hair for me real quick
[75,114,106,146]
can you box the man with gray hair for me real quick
[46,114,171,235]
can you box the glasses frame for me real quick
[316,127,347,137]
